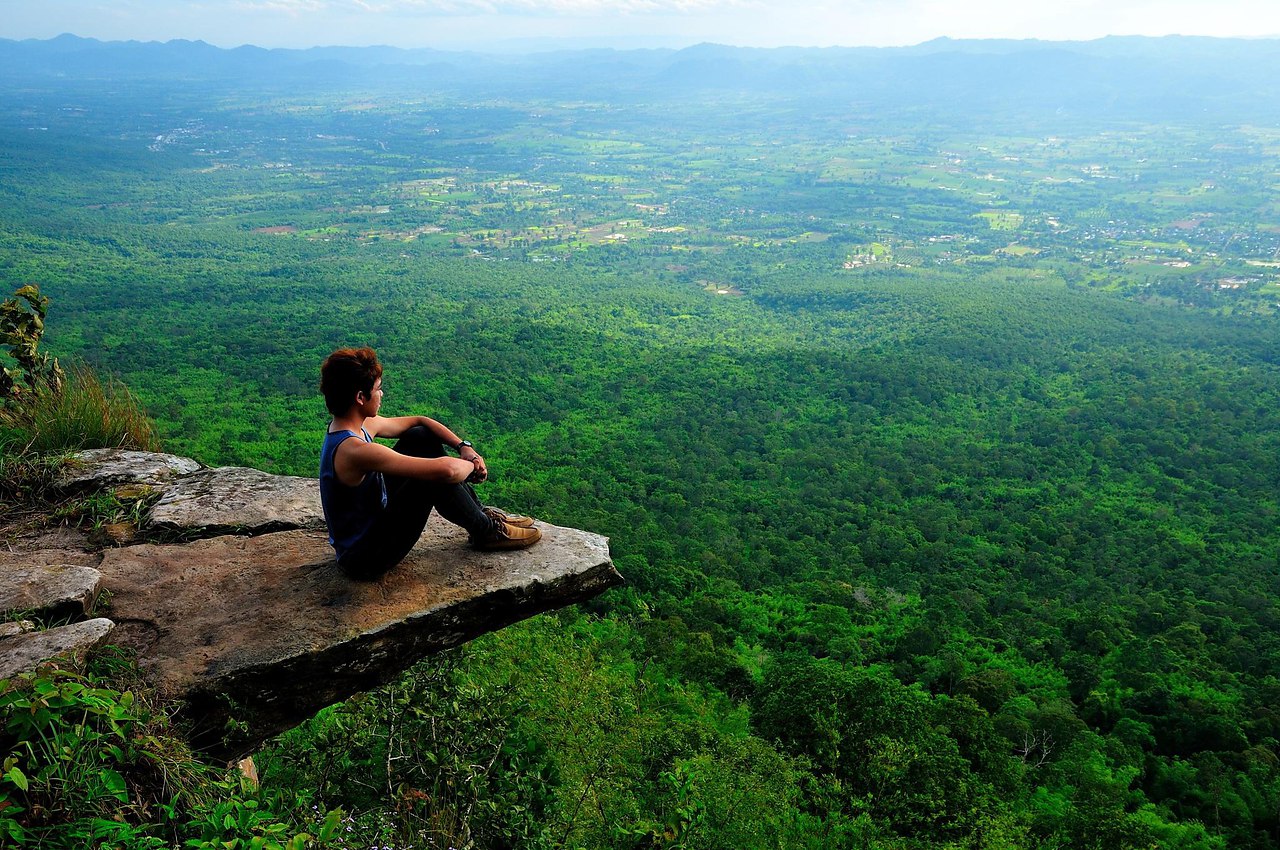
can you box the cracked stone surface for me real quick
[0,563,103,622]
[147,467,325,537]
[56,449,202,492]
[97,514,620,761]
[0,618,115,680]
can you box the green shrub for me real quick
[0,284,63,408]
[0,650,343,850]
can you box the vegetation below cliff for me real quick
[9,264,1280,848]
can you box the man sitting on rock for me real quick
[319,347,540,579]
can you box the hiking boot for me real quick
[484,506,535,528]
[471,519,542,550]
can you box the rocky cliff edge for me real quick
[2,448,621,762]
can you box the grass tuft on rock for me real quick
[2,361,160,456]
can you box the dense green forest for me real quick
[4,35,1280,849]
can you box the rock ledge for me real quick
[4,450,621,762]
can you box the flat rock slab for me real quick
[0,622,35,639]
[0,618,114,680]
[97,515,620,761]
[147,467,324,537]
[0,540,100,572]
[0,564,102,622]
[3,528,96,553]
[56,449,202,492]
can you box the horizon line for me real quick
[6,30,1280,55]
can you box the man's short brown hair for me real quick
[320,347,382,416]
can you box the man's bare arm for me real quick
[365,414,461,443]
[334,437,474,485]
[364,414,487,481]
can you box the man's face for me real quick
[359,378,383,415]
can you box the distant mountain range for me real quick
[4,33,1279,123]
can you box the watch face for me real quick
[459,440,473,448]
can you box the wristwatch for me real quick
[455,439,473,451]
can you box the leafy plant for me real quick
[0,284,62,407]
[0,651,342,849]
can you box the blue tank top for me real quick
[318,428,388,560]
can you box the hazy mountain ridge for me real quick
[3,33,1279,122]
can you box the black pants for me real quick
[338,425,497,580]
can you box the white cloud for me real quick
[231,0,333,13]
[234,0,747,15]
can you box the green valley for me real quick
[3,35,1280,850]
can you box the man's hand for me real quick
[465,452,488,483]
[442,456,477,483]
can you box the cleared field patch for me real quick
[565,138,647,154]
[576,174,630,185]
[699,280,745,296]
[362,225,445,242]
[577,220,648,245]
[818,158,877,181]
[975,210,1024,230]
[844,242,894,267]
[901,170,968,192]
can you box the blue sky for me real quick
[5,0,1278,51]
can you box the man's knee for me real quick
[394,424,444,458]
